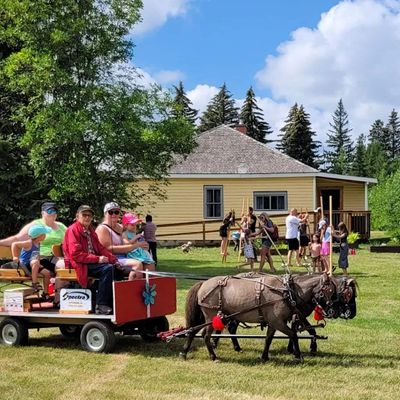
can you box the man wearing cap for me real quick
[63,205,118,315]
[11,224,54,300]
[285,208,308,267]
[0,201,67,270]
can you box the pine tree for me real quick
[368,119,388,145]
[386,109,400,161]
[279,104,319,168]
[198,83,239,132]
[172,81,198,126]
[326,99,354,174]
[239,86,272,144]
[365,141,388,179]
[277,103,298,152]
[351,134,367,177]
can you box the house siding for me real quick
[138,177,315,240]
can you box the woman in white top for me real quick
[285,208,308,267]
[96,202,150,279]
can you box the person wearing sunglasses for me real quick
[0,201,66,270]
[96,202,153,278]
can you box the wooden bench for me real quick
[0,246,32,291]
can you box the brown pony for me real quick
[215,273,357,355]
[181,273,337,362]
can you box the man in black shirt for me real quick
[248,207,257,233]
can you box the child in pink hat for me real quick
[121,213,155,269]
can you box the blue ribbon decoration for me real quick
[143,281,157,306]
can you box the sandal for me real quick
[41,293,52,302]
[31,282,43,292]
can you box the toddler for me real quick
[11,225,53,300]
[121,213,155,279]
[236,229,255,271]
[309,234,322,273]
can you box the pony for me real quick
[181,272,338,362]
[214,273,357,355]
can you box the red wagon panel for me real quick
[113,277,176,325]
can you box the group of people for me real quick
[285,207,350,275]
[0,202,158,314]
[223,206,350,275]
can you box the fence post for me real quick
[348,212,352,232]
[202,221,206,245]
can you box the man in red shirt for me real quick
[63,205,118,315]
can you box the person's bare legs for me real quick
[265,248,276,272]
[287,250,294,266]
[30,260,41,288]
[220,238,228,255]
[40,268,51,294]
[259,247,267,272]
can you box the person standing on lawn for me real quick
[332,222,349,276]
[285,208,308,267]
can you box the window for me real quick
[204,186,223,218]
[253,191,287,212]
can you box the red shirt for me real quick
[63,221,117,288]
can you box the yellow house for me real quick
[140,125,376,242]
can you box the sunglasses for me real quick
[46,208,58,214]
[107,210,120,215]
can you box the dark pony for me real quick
[181,273,340,362]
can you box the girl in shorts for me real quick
[320,221,331,272]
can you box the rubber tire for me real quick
[59,325,82,339]
[139,316,169,342]
[80,321,116,353]
[0,318,29,346]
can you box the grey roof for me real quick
[170,125,318,175]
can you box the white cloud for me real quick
[134,0,190,35]
[187,84,219,115]
[153,70,185,85]
[255,0,400,141]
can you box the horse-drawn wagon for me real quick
[0,276,176,353]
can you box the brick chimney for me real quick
[234,123,247,134]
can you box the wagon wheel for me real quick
[80,321,116,353]
[0,318,29,346]
[59,325,82,339]
[139,316,169,342]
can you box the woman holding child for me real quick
[96,202,155,280]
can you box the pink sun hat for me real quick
[122,212,142,226]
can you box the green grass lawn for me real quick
[1,246,399,400]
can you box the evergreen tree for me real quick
[279,104,319,168]
[172,81,198,126]
[351,134,367,177]
[239,86,272,144]
[277,103,298,152]
[198,83,239,132]
[365,141,388,179]
[326,99,354,174]
[386,109,400,161]
[368,119,388,146]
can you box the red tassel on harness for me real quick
[212,315,225,330]
[313,305,324,321]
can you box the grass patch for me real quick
[1,246,399,400]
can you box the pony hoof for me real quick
[260,357,269,363]
[179,352,187,360]
[293,356,304,363]
[213,358,221,363]
[234,347,242,353]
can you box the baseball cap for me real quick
[104,202,120,213]
[77,205,94,214]
[314,207,322,213]
[41,202,58,213]
[122,212,142,225]
[28,225,52,239]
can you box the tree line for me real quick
[174,83,400,177]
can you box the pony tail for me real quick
[185,281,204,328]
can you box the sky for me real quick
[131,0,400,146]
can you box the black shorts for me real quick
[39,258,56,273]
[287,238,299,251]
[300,235,310,247]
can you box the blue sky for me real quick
[135,0,339,98]
[132,0,400,144]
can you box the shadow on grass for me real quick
[25,333,399,369]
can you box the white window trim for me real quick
[253,191,288,213]
[204,185,224,219]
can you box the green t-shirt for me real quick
[33,218,67,256]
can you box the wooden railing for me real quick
[156,210,372,243]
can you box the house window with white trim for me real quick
[204,186,223,218]
[253,191,287,212]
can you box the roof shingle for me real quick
[170,125,318,175]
